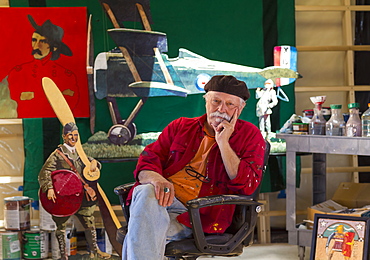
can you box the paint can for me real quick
[67,228,77,256]
[4,196,31,231]
[50,227,77,259]
[0,230,21,260]
[50,231,61,260]
[96,228,112,254]
[39,203,56,231]
[23,229,49,259]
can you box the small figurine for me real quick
[256,79,278,138]
[38,122,111,259]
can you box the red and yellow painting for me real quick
[312,215,369,260]
[0,7,89,118]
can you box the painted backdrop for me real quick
[10,0,296,203]
[0,7,89,118]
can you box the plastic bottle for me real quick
[361,103,370,137]
[326,104,345,136]
[346,103,362,137]
[309,96,326,135]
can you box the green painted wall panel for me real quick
[15,0,296,203]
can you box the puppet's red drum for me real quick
[39,170,83,217]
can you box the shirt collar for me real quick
[63,143,76,154]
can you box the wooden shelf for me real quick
[296,5,370,12]
[295,85,370,92]
[297,45,370,52]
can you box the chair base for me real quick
[165,233,243,259]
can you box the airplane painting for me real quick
[93,0,300,145]
[94,46,299,100]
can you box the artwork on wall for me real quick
[0,7,89,118]
[92,0,301,146]
[310,214,370,260]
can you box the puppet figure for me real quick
[38,122,110,259]
[256,79,278,138]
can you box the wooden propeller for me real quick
[42,77,100,181]
[42,77,122,255]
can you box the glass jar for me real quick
[309,97,326,135]
[346,103,362,137]
[326,104,345,136]
[361,103,370,137]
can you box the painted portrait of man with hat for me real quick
[28,14,73,61]
[0,8,89,118]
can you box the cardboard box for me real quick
[307,199,347,223]
[307,182,370,223]
[332,182,370,208]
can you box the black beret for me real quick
[204,75,250,101]
[63,122,78,135]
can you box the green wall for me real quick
[14,0,296,204]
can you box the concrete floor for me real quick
[70,229,312,260]
[198,243,310,260]
[71,243,311,260]
[73,244,311,260]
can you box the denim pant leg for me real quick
[122,184,168,260]
[166,198,192,243]
[122,184,192,260]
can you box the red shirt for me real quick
[7,54,79,118]
[130,114,265,234]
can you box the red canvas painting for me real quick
[0,7,89,118]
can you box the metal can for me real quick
[4,196,31,231]
[0,230,21,260]
[23,229,49,259]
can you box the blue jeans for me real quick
[122,184,193,260]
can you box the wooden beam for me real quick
[301,166,370,174]
[295,86,370,92]
[296,5,370,12]
[0,176,23,183]
[296,45,370,51]
[258,210,307,217]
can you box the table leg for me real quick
[286,151,296,234]
[312,153,326,205]
[298,246,305,260]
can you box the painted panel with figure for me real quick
[0,7,89,118]
[311,214,370,260]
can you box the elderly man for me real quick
[7,15,79,118]
[39,122,110,260]
[122,75,266,259]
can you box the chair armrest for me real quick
[114,182,135,196]
[186,194,262,254]
[186,194,262,209]
[114,183,135,222]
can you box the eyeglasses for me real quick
[185,165,211,183]
[209,98,237,110]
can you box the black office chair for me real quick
[114,140,270,259]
